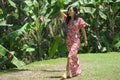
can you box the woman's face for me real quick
[68,7,75,17]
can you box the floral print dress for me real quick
[63,16,85,77]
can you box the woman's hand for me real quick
[84,40,88,46]
[60,10,67,18]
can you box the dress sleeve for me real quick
[78,18,85,29]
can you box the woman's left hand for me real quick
[84,40,88,46]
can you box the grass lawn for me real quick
[0,52,120,80]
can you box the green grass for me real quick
[0,52,120,80]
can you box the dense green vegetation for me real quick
[0,52,120,80]
[0,0,120,69]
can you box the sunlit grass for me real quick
[0,52,120,80]
[77,52,120,80]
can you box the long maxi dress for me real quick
[62,16,85,77]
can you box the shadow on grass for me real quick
[45,75,72,80]
[45,75,64,80]
[41,69,65,80]
[47,76,61,78]
[41,69,65,72]
[0,68,30,74]
[42,69,72,80]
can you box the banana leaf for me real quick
[112,32,120,48]
[24,0,33,7]
[8,0,17,8]
[8,23,31,38]
[0,45,25,68]
[48,35,61,58]
[114,41,120,48]
[0,45,9,56]
[0,20,13,26]
[11,56,25,68]
[47,0,51,4]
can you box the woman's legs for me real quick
[61,58,69,79]
[66,57,70,77]
[66,39,80,77]
[61,38,80,79]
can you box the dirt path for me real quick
[0,61,74,80]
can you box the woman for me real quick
[60,6,88,79]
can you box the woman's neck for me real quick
[71,16,74,20]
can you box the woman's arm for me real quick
[81,27,88,46]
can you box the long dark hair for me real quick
[66,6,79,24]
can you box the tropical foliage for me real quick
[0,0,120,69]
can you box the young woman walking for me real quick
[60,6,88,79]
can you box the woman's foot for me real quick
[61,73,72,79]
[61,73,67,79]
